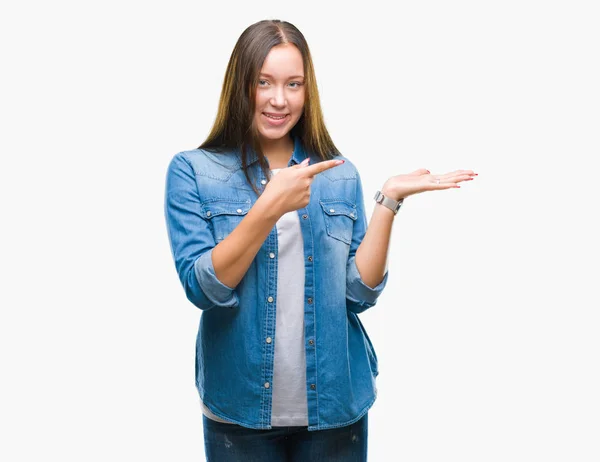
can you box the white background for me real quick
[1,1,599,461]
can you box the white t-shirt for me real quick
[201,168,308,426]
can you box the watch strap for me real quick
[374,190,403,214]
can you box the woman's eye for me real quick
[258,80,303,88]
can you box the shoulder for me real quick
[167,148,240,178]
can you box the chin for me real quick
[256,121,297,139]
[258,130,291,141]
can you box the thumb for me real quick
[292,158,310,168]
[410,168,430,175]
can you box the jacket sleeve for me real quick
[346,168,389,314]
[164,153,240,311]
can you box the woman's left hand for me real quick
[382,168,478,201]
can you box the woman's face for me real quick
[254,44,306,143]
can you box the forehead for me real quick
[260,44,304,78]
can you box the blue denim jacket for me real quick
[164,134,389,431]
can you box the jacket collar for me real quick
[241,133,309,168]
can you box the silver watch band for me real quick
[374,190,403,215]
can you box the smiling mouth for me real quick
[263,113,288,120]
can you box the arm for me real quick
[346,169,392,314]
[164,154,280,310]
[208,156,345,288]
[354,190,395,288]
[210,190,281,289]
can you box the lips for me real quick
[262,112,289,126]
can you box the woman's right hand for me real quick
[263,158,345,216]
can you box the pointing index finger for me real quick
[303,158,345,177]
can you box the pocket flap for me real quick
[319,200,357,220]
[200,200,251,219]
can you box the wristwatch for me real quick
[374,190,404,215]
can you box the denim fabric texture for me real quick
[202,412,368,461]
[164,134,388,431]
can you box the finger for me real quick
[303,158,345,176]
[435,170,475,179]
[440,174,475,183]
[452,174,476,182]
[429,175,463,186]
[431,182,461,190]
[434,175,473,183]
[410,168,430,176]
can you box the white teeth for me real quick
[265,114,286,120]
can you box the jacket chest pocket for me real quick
[200,199,251,243]
[319,199,357,245]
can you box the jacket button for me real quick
[307,298,313,304]
[264,382,270,389]
[237,209,243,214]
[302,214,308,219]
[269,252,275,258]
[329,208,335,213]
[308,339,314,345]
[310,384,316,390]
[268,296,274,302]
[206,211,211,217]
[266,337,272,344]
[261,179,267,185]
[307,256,313,262]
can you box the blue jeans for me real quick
[202,412,368,461]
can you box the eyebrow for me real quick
[259,73,305,80]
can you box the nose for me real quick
[269,85,287,108]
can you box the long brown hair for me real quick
[198,19,341,196]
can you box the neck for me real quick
[260,135,294,169]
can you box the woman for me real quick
[164,19,476,461]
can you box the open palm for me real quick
[382,168,478,200]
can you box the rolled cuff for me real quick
[194,248,240,309]
[346,257,388,313]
